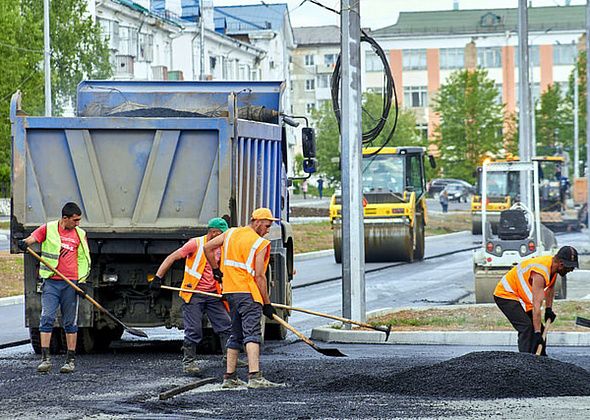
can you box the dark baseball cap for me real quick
[556,246,579,268]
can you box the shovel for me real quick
[535,318,552,356]
[158,377,216,400]
[575,316,590,328]
[26,247,148,338]
[160,286,346,357]
[271,303,392,340]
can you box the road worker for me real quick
[493,246,578,355]
[151,217,246,374]
[204,207,284,389]
[18,202,91,374]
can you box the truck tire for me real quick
[76,326,122,354]
[472,220,482,235]
[265,308,288,340]
[413,215,425,261]
[29,327,65,355]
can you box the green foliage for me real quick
[565,51,586,175]
[433,68,505,182]
[0,0,112,185]
[535,83,570,155]
[312,92,426,184]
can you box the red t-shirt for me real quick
[32,224,83,281]
[178,239,220,292]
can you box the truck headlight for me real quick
[102,273,118,283]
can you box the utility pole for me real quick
[199,0,205,80]
[518,0,531,208]
[44,0,52,116]
[586,0,590,241]
[574,46,579,178]
[340,0,366,323]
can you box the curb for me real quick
[294,249,334,262]
[0,295,24,307]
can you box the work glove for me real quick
[544,307,556,323]
[531,331,545,353]
[17,240,27,251]
[77,282,91,295]
[262,303,276,320]
[149,275,162,290]
[212,268,223,284]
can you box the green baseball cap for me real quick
[207,217,228,232]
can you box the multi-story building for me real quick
[366,5,585,140]
[291,25,340,121]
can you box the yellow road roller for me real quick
[330,146,434,263]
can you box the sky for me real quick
[207,0,587,30]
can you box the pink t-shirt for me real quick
[32,224,83,280]
[178,238,220,292]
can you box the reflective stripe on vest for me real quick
[39,220,91,280]
[179,236,210,304]
[184,237,205,280]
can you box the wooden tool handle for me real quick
[536,319,552,356]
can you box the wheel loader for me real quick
[330,146,434,263]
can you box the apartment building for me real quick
[366,5,585,139]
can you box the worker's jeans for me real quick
[182,294,232,345]
[225,293,263,350]
[39,279,79,334]
[494,295,546,354]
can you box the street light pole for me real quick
[586,0,590,241]
[518,0,531,207]
[574,51,579,178]
[340,0,366,323]
[44,0,52,116]
[199,0,205,80]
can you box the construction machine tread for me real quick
[474,267,503,303]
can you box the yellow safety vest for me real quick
[220,227,270,304]
[179,235,224,305]
[39,220,91,281]
[494,255,556,311]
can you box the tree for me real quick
[312,92,425,184]
[534,83,569,155]
[0,0,111,185]
[565,50,586,176]
[433,68,505,182]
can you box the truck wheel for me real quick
[265,323,288,340]
[76,327,120,354]
[472,220,482,235]
[413,215,425,261]
[29,327,65,355]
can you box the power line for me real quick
[0,41,45,54]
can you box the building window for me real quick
[138,33,153,62]
[305,79,315,91]
[366,51,384,72]
[402,49,427,70]
[404,86,428,108]
[515,82,540,106]
[494,84,503,105]
[417,124,428,140]
[477,47,502,68]
[306,103,316,114]
[514,45,540,67]
[118,26,138,57]
[97,18,119,50]
[555,81,569,98]
[324,53,337,67]
[317,74,331,89]
[440,48,464,69]
[304,54,315,66]
[553,44,577,65]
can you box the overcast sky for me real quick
[208,0,586,30]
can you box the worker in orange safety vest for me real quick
[204,207,284,389]
[493,246,578,355]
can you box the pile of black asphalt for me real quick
[321,351,590,399]
[109,108,208,118]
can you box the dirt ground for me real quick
[370,300,590,331]
[0,252,23,298]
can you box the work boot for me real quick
[182,340,200,375]
[221,372,247,389]
[59,351,76,374]
[247,371,285,389]
[37,348,52,373]
[219,333,248,368]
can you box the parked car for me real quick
[427,178,474,198]
[444,183,472,202]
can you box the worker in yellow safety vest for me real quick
[204,207,284,389]
[493,246,578,355]
[150,217,246,374]
[18,202,91,374]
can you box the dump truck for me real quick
[10,80,315,353]
[330,146,434,263]
[471,156,520,235]
[473,160,564,303]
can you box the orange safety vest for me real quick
[179,235,225,307]
[494,255,556,311]
[220,226,271,304]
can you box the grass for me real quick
[0,221,9,230]
[0,252,24,298]
[292,221,333,254]
[369,300,590,331]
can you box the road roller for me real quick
[471,156,519,235]
[472,160,565,303]
[329,146,434,263]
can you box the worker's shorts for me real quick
[225,293,262,350]
[183,294,231,345]
[39,279,79,334]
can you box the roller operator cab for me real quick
[330,147,434,263]
[10,80,313,353]
[471,156,520,235]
